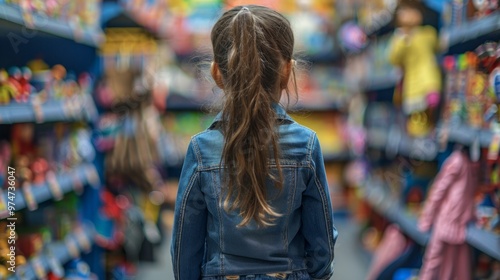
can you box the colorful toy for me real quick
[17,233,44,258]
[78,72,92,95]
[11,123,35,158]
[63,72,79,98]
[16,67,33,102]
[64,259,96,280]
[48,64,66,99]
[388,0,441,137]
[30,158,49,185]
[7,67,21,97]
[0,70,16,104]
[471,0,498,18]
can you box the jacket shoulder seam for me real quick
[190,135,203,168]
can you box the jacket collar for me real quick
[209,103,293,129]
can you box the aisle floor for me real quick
[136,217,368,280]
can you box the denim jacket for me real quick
[171,104,338,280]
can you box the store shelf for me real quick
[323,152,353,162]
[365,182,500,260]
[443,12,500,51]
[165,97,349,112]
[364,184,430,246]
[0,164,99,219]
[8,223,95,280]
[440,124,494,148]
[0,95,97,124]
[466,226,500,261]
[0,3,104,47]
[367,126,438,161]
[291,101,348,112]
[363,72,401,92]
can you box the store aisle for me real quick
[333,218,370,279]
[136,214,368,280]
[136,210,175,279]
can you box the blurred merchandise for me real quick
[4,0,101,29]
[388,0,441,137]
[2,0,500,279]
[0,63,91,104]
[418,150,477,279]
[442,0,499,27]
[441,42,500,129]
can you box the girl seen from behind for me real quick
[171,5,338,280]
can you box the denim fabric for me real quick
[171,104,338,280]
[202,270,311,280]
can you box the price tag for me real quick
[75,229,91,253]
[65,237,80,259]
[488,133,500,161]
[47,255,64,278]
[31,256,46,279]
[22,182,38,211]
[0,190,8,218]
[46,171,63,201]
[86,166,100,189]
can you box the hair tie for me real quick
[241,6,249,11]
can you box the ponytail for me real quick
[212,8,284,226]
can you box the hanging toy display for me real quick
[388,0,442,137]
[418,150,477,280]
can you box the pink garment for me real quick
[366,224,408,280]
[418,151,477,280]
[419,237,471,280]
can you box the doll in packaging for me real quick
[388,0,442,137]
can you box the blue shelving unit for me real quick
[365,182,500,260]
[323,152,353,162]
[440,123,495,148]
[0,95,97,124]
[0,164,99,218]
[466,226,500,261]
[0,1,105,278]
[367,126,438,161]
[365,184,430,246]
[0,3,104,47]
[443,12,500,53]
[363,72,401,92]
[8,223,95,280]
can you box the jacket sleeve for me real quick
[302,134,338,280]
[418,152,460,232]
[171,138,207,280]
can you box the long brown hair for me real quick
[211,5,297,227]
